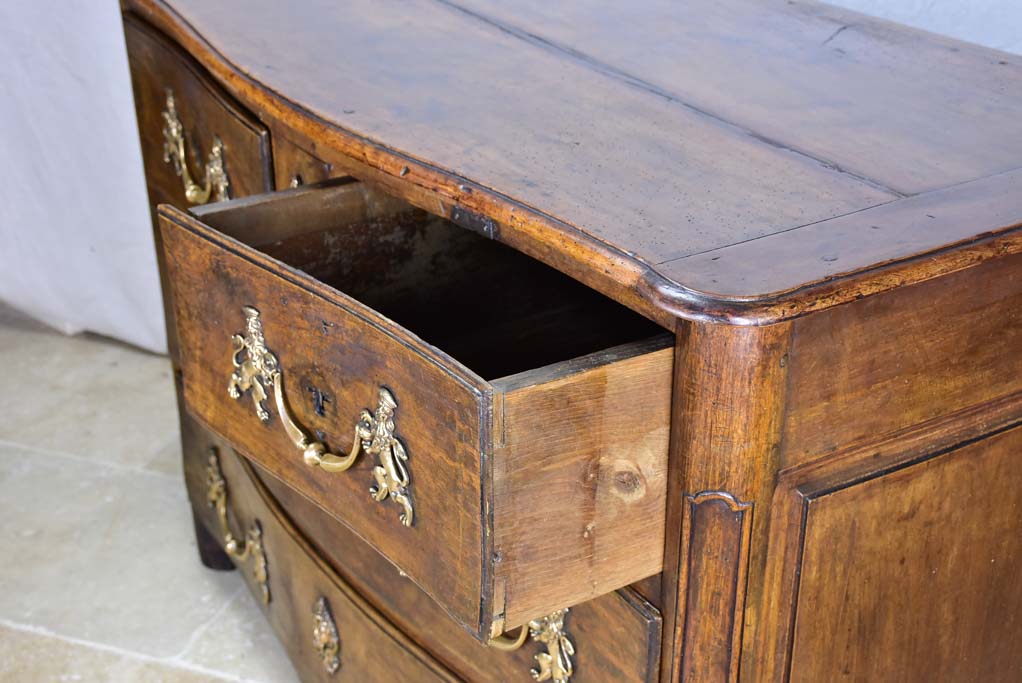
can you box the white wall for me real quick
[0,1,164,352]
[828,0,1022,54]
[0,1,1018,354]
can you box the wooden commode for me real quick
[122,1,1022,681]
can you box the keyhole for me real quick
[308,386,331,417]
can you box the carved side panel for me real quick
[748,399,1022,682]
[677,492,753,683]
[787,426,1022,682]
[660,321,792,683]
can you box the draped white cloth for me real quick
[0,1,1018,354]
[0,1,164,352]
[830,0,1022,56]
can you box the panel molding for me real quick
[677,491,754,683]
[747,389,1022,681]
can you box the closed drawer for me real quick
[202,440,456,682]
[184,408,661,682]
[124,15,272,209]
[257,460,663,682]
[158,178,673,640]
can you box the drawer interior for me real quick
[178,177,673,637]
[193,178,666,379]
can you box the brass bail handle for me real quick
[161,89,230,204]
[226,306,415,527]
[488,625,529,651]
[205,450,270,604]
[227,306,359,472]
[274,370,364,473]
[488,610,575,683]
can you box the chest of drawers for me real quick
[123,1,1022,680]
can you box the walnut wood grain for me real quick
[787,426,1022,682]
[124,15,271,207]
[659,323,792,683]
[158,181,672,640]
[162,204,491,636]
[662,168,1022,303]
[121,4,1022,681]
[121,0,1022,324]
[676,493,752,682]
[749,389,1022,681]
[781,249,1022,469]
[451,0,1022,196]
[629,574,663,611]
[270,133,337,191]
[190,177,412,250]
[256,459,664,683]
[128,0,890,267]
[124,14,272,362]
[191,180,666,379]
[731,257,1022,679]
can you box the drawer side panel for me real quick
[494,344,673,629]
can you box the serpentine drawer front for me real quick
[255,457,664,683]
[205,440,458,682]
[158,178,674,641]
[126,1,1022,680]
[124,15,272,209]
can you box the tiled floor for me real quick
[0,302,299,683]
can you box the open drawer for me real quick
[158,178,673,640]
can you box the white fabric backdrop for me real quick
[831,0,1022,54]
[0,1,1019,354]
[0,1,163,351]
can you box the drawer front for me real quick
[160,186,491,635]
[158,179,672,640]
[259,464,663,682]
[201,439,457,682]
[272,134,338,190]
[125,15,272,209]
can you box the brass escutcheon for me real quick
[312,597,341,674]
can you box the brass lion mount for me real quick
[205,450,270,604]
[490,609,575,682]
[161,89,230,205]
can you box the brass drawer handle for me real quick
[312,597,341,674]
[489,609,575,682]
[205,449,270,603]
[161,89,230,204]
[227,306,415,527]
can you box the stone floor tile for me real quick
[178,590,300,683]
[0,305,177,474]
[0,443,241,659]
[0,624,243,683]
[146,430,186,478]
[0,304,297,681]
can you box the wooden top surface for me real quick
[126,0,1022,323]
